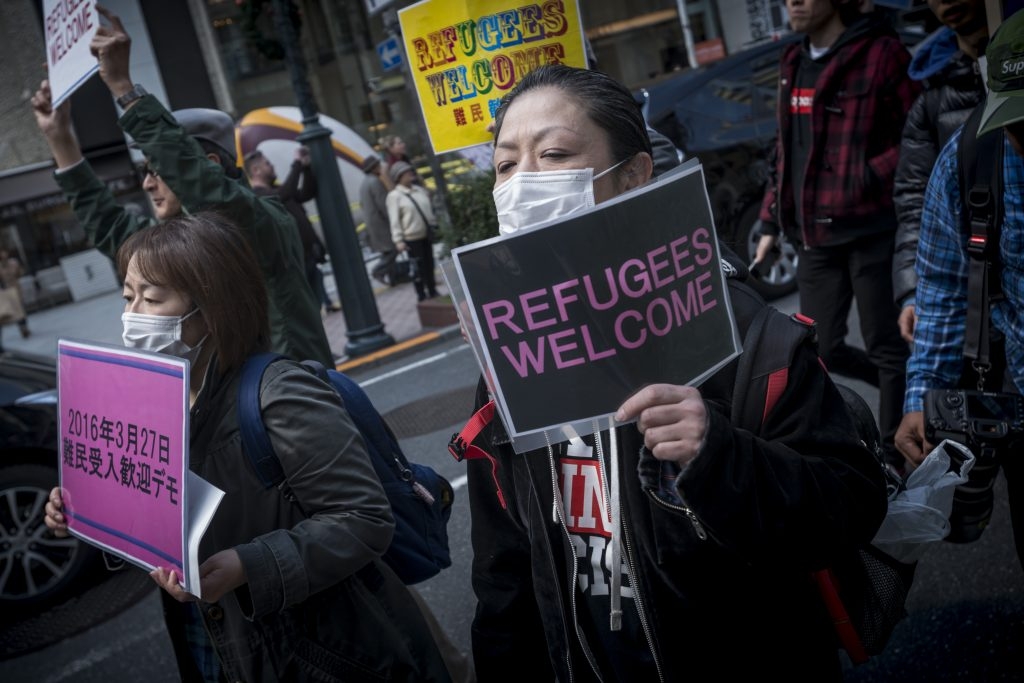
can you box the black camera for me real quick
[924,389,1024,543]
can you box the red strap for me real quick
[448,400,495,461]
[774,314,866,661]
[763,368,789,423]
[448,400,507,510]
[812,569,868,664]
[793,312,816,326]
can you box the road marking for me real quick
[359,345,471,387]
[450,474,468,490]
[45,608,166,682]
[335,332,442,372]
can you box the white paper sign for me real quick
[43,0,100,107]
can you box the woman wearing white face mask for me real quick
[44,213,449,682]
[464,65,888,682]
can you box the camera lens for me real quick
[946,448,1000,544]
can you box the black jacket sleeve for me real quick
[675,337,888,569]
[892,90,937,307]
[278,161,318,204]
[631,280,889,571]
[466,379,555,681]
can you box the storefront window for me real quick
[0,179,145,276]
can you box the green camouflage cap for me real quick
[978,10,1024,135]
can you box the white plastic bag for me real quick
[871,440,975,563]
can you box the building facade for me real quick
[0,0,789,306]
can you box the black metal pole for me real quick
[270,0,394,357]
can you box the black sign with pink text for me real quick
[450,163,740,447]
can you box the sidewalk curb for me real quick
[334,323,464,374]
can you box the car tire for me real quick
[0,463,99,608]
[736,201,799,300]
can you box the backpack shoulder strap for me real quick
[301,360,409,471]
[957,104,1006,383]
[307,362,445,509]
[958,103,1005,250]
[238,352,287,489]
[730,305,817,432]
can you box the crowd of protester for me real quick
[27,0,1024,680]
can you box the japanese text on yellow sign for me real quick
[398,0,587,154]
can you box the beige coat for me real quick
[386,184,435,244]
[0,257,26,323]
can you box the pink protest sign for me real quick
[58,339,189,576]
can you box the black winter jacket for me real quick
[892,28,985,307]
[466,268,888,682]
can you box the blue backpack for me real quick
[238,352,453,585]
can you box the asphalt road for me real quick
[3,298,1023,681]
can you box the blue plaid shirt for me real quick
[906,128,1024,412]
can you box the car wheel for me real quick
[737,202,799,300]
[0,463,98,608]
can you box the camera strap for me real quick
[958,105,1005,390]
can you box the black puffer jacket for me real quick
[892,28,985,307]
[466,260,887,681]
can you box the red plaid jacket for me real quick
[760,29,920,247]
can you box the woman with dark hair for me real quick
[45,213,449,682]
[465,64,887,681]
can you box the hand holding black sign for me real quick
[449,163,740,452]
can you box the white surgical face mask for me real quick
[492,159,629,234]
[122,307,207,363]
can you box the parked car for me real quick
[0,350,98,609]
[635,34,802,300]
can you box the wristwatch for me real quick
[116,84,148,110]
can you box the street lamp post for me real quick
[675,0,699,68]
[270,0,394,357]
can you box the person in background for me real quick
[892,0,988,343]
[380,135,410,166]
[387,161,438,302]
[43,212,450,682]
[245,147,340,314]
[896,9,1024,570]
[754,0,920,472]
[360,154,399,286]
[379,134,411,190]
[464,64,887,681]
[0,248,30,341]
[30,6,333,367]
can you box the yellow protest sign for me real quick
[398,0,587,155]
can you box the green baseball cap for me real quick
[978,10,1024,136]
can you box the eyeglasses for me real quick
[139,163,159,179]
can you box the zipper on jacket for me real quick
[619,509,666,683]
[641,446,756,574]
[646,487,709,541]
[593,427,622,631]
[546,440,601,682]
[641,448,710,542]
